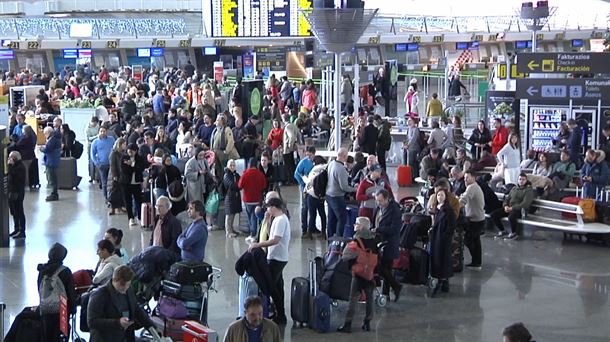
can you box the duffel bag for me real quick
[169,261,213,285]
[161,279,203,301]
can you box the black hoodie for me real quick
[37,243,77,314]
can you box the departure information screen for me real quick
[209,0,312,37]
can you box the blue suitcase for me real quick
[308,249,331,333]
[343,205,359,238]
[238,273,269,319]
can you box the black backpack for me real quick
[312,167,329,198]
[71,140,84,159]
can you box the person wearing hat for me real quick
[120,143,147,226]
[337,217,379,333]
[36,243,77,342]
[355,163,393,222]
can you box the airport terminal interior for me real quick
[1,0,610,341]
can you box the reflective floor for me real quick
[1,158,610,341]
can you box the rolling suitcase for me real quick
[308,249,331,333]
[162,280,204,301]
[290,277,310,326]
[397,165,412,186]
[141,183,155,229]
[57,157,81,189]
[237,273,269,319]
[407,247,429,285]
[181,320,218,342]
[343,205,358,238]
[169,261,213,285]
[151,316,185,341]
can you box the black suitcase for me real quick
[57,157,82,189]
[407,247,429,285]
[161,279,204,301]
[169,261,213,285]
[290,277,310,326]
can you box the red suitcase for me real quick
[182,320,218,342]
[397,165,412,187]
[151,316,186,341]
[562,196,580,219]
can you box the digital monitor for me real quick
[63,49,78,59]
[571,39,584,47]
[151,48,164,57]
[203,46,218,55]
[136,48,151,57]
[0,40,11,47]
[0,49,14,60]
[516,40,533,49]
[407,43,419,51]
[468,41,480,50]
[395,43,407,52]
[78,49,92,58]
[456,42,469,50]
[69,23,93,38]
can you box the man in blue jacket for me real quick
[567,119,582,166]
[41,126,61,201]
[177,200,208,261]
[91,126,116,202]
[294,146,315,239]
[581,149,610,199]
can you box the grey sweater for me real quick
[459,182,486,222]
[326,159,356,197]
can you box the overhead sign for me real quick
[497,64,527,79]
[516,78,610,105]
[516,52,610,74]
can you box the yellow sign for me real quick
[536,33,544,41]
[498,64,507,79]
[555,33,565,40]
[498,64,527,79]
[433,35,443,43]
[213,39,226,47]
[155,40,166,48]
[541,59,554,72]
[411,35,421,43]
[81,40,91,48]
[179,39,191,48]
[27,41,39,49]
[368,36,380,44]
[474,35,483,42]
[8,41,19,49]
[527,60,540,70]
[510,65,526,78]
[488,34,497,41]
[107,40,117,49]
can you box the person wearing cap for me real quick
[336,217,378,333]
[355,163,393,222]
[36,243,77,342]
[294,146,316,239]
[248,197,290,325]
[120,143,147,226]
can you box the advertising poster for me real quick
[486,90,520,133]
[0,95,8,127]
[243,54,254,79]
[214,61,224,83]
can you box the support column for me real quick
[334,53,342,152]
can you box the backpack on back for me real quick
[312,167,328,199]
[39,266,67,314]
[348,238,378,281]
[71,141,84,159]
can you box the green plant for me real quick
[60,99,94,109]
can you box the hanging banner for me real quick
[0,95,8,127]
[214,61,224,83]
[243,54,254,79]
[132,65,143,81]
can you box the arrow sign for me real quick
[526,86,538,96]
[527,60,539,71]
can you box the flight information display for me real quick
[209,0,312,37]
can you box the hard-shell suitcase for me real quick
[407,247,429,285]
[308,249,331,333]
[161,280,204,301]
[151,316,185,341]
[397,165,412,186]
[343,205,358,238]
[290,277,310,326]
[57,157,81,189]
[237,273,269,319]
[141,183,155,229]
[169,261,213,285]
[182,320,218,342]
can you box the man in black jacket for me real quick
[359,116,378,155]
[7,151,26,238]
[372,189,402,302]
[149,196,182,257]
[88,265,156,342]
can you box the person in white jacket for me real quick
[92,239,125,286]
[304,156,329,239]
[496,133,522,185]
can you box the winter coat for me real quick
[258,164,275,193]
[149,212,183,258]
[581,150,610,199]
[372,200,401,261]
[184,156,210,203]
[235,248,274,296]
[41,131,62,168]
[467,128,491,157]
[504,183,534,211]
[491,126,509,155]
[119,153,147,184]
[377,121,391,151]
[429,204,455,279]
[359,124,378,155]
[223,169,243,214]
[127,246,178,283]
[92,254,124,286]
[356,175,393,221]
[152,164,182,191]
[8,159,26,194]
[15,133,36,160]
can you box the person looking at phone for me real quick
[87,265,156,342]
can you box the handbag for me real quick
[158,296,188,319]
[205,190,220,215]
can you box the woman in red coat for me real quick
[267,119,284,150]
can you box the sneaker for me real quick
[12,232,25,239]
[9,230,20,237]
[466,264,482,271]
[505,233,519,240]
[494,231,508,239]
[129,218,137,226]
[45,195,58,202]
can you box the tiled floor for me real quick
[1,159,610,341]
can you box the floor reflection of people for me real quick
[577,275,610,317]
[501,261,534,300]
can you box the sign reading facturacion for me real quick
[516,53,610,74]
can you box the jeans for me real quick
[300,193,309,233]
[464,220,485,266]
[46,166,58,196]
[490,208,523,235]
[307,195,326,233]
[344,277,374,324]
[8,191,26,233]
[122,183,143,220]
[326,195,347,238]
[245,203,258,237]
[98,164,110,200]
[268,259,287,319]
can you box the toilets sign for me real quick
[516,52,610,74]
[516,78,610,105]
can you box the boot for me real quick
[441,280,450,293]
[362,320,370,331]
[337,322,352,333]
